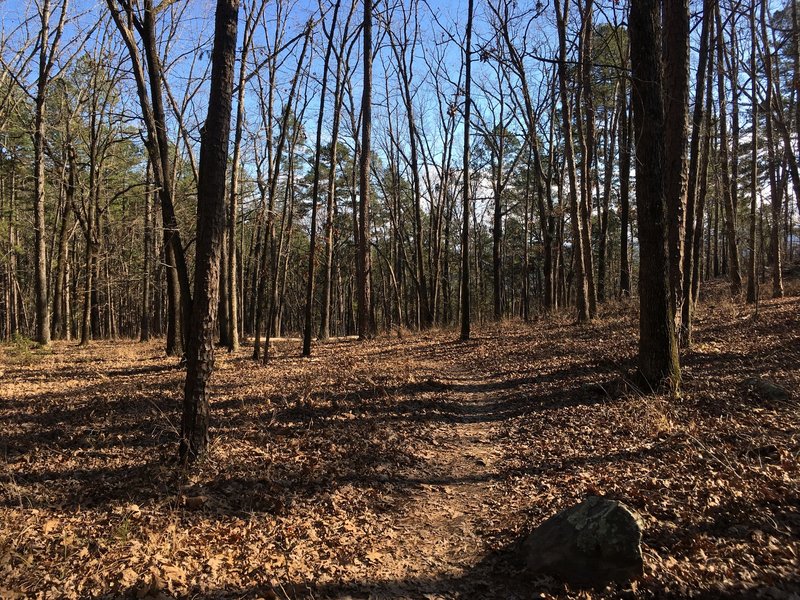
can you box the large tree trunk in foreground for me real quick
[180,0,239,464]
[630,0,681,391]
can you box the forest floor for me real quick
[1,280,799,600]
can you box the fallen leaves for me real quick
[0,281,798,598]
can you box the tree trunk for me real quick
[492,143,503,321]
[715,2,743,296]
[746,3,759,304]
[681,0,712,343]
[252,25,310,360]
[663,0,690,326]
[32,0,68,346]
[630,0,681,390]
[357,0,375,340]
[226,3,266,352]
[107,0,193,355]
[52,147,76,340]
[598,91,620,303]
[460,0,473,341]
[556,0,590,322]
[758,0,783,298]
[319,68,346,339]
[218,229,231,346]
[141,161,153,341]
[619,79,632,298]
[304,0,342,355]
[180,0,239,464]
[577,0,597,317]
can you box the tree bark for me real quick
[304,0,342,355]
[715,2,743,296]
[460,0,473,341]
[357,0,375,340]
[141,161,153,341]
[663,0,690,326]
[556,0,590,322]
[619,79,632,298]
[680,0,712,343]
[630,0,681,390]
[577,0,597,317]
[746,2,759,304]
[181,0,239,464]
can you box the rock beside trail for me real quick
[744,377,791,403]
[524,496,645,586]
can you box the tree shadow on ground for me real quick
[1,350,629,514]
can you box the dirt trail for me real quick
[338,364,524,599]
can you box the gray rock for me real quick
[524,496,645,586]
[744,377,791,403]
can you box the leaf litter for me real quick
[0,280,798,598]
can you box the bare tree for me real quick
[680,0,712,343]
[715,1,743,297]
[107,0,193,356]
[225,0,268,352]
[746,0,759,304]
[555,0,590,322]
[32,0,70,345]
[460,0,473,341]
[357,0,375,339]
[759,0,783,298]
[303,0,343,356]
[320,1,358,340]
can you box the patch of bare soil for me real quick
[1,281,798,599]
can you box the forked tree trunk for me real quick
[33,0,70,346]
